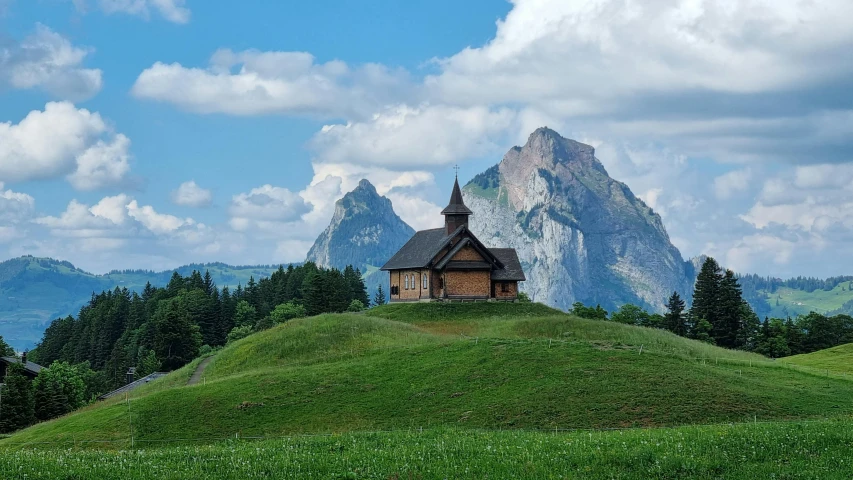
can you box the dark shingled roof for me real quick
[489,249,526,281]
[1,356,44,375]
[440,178,474,215]
[380,228,450,270]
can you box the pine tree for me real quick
[151,297,202,370]
[716,269,744,348]
[0,335,14,356]
[0,363,35,433]
[373,285,387,307]
[663,291,687,336]
[304,273,330,316]
[690,257,722,334]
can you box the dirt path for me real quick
[187,356,214,386]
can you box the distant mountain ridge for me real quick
[0,256,280,350]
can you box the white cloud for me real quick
[725,234,798,273]
[426,0,853,109]
[311,104,518,167]
[1,24,102,100]
[67,134,132,191]
[0,183,35,223]
[127,200,192,234]
[35,195,130,239]
[132,50,410,118]
[171,180,212,207]
[0,183,35,243]
[714,169,753,200]
[73,0,190,23]
[229,184,310,224]
[0,102,132,190]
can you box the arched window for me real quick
[404,274,409,290]
[423,274,428,289]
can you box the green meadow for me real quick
[3,303,853,478]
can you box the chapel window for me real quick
[405,275,409,290]
[423,274,428,289]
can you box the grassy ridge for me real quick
[3,420,853,479]
[4,303,853,448]
[784,343,853,375]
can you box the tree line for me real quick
[0,262,368,433]
[572,257,853,357]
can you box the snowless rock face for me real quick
[463,127,693,312]
[306,179,414,294]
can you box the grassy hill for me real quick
[5,303,853,449]
[0,256,281,350]
[783,343,853,376]
[741,275,853,318]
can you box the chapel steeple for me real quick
[441,175,473,235]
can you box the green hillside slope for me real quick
[0,256,280,350]
[783,343,853,375]
[5,303,853,448]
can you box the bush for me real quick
[226,326,254,344]
[198,345,213,356]
[270,302,307,323]
[347,300,366,312]
[517,292,531,303]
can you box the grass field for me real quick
[784,343,853,375]
[764,285,853,317]
[2,420,853,479]
[5,303,853,450]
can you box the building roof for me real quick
[489,249,527,281]
[440,178,473,215]
[0,356,44,376]
[381,227,525,281]
[380,227,451,270]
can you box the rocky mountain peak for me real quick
[462,127,692,312]
[306,179,414,295]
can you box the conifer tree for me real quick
[690,257,722,334]
[663,291,687,336]
[0,335,14,357]
[0,363,35,433]
[373,284,387,306]
[716,269,744,348]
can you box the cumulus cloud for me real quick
[0,183,35,243]
[311,104,518,167]
[0,24,102,100]
[171,180,212,207]
[132,49,410,118]
[127,200,193,234]
[427,0,853,107]
[35,195,130,238]
[228,184,311,233]
[67,134,132,191]
[714,169,753,200]
[0,102,133,190]
[73,0,190,23]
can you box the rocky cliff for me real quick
[306,179,414,297]
[463,127,693,311]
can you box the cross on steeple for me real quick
[453,164,460,179]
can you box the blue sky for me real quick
[1,0,852,277]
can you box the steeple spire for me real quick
[441,175,472,234]
[441,177,473,216]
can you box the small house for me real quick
[381,177,525,301]
[0,352,43,381]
